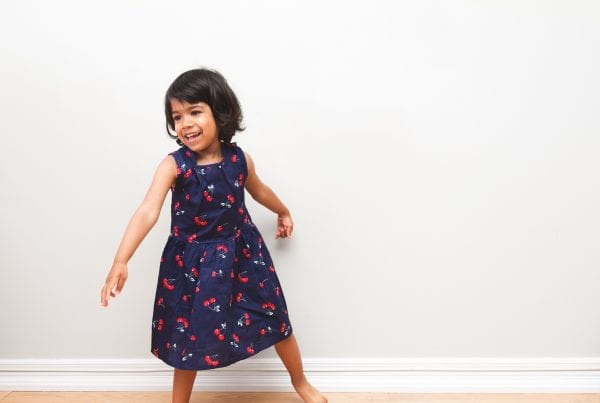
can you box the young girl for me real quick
[100,68,327,403]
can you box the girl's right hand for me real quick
[101,262,129,307]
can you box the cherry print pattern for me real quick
[151,141,293,370]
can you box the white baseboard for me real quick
[0,357,599,392]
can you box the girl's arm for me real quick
[243,150,293,239]
[100,155,177,307]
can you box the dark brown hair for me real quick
[164,68,245,145]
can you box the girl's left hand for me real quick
[275,212,293,239]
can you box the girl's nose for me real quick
[183,116,193,127]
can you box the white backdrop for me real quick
[1,1,598,366]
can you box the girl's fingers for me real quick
[115,279,124,294]
[101,278,120,306]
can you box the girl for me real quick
[100,68,327,403]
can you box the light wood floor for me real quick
[0,392,599,403]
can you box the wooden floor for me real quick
[0,392,598,403]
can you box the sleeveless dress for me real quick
[150,141,293,370]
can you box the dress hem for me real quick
[151,327,294,371]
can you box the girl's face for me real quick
[170,99,220,153]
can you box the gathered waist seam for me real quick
[167,224,256,245]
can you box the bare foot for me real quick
[292,378,328,403]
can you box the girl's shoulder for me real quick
[167,146,189,169]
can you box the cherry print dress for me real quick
[150,141,293,370]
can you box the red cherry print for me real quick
[269,265,275,272]
[203,300,209,307]
[244,313,249,318]
[213,360,219,366]
[162,278,175,290]
[185,151,192,158]
[152,347,159,357]
[203,190,214,202]
[246,346,254,354]
[245,319,250,326]
[182,295,188,302]
[227,194,235,204]
[260,328,265,335]
[157,297,163,306]
[259,281,265,288]
[166,342,171,349]
[184,168,192,178]
[231,154,237,163]
[216,225,223,232]
[185,193,190,200]
[191,267,198,277]
[209,297,216,303]
[174,201,180,211]
[211,271,216,278]
[214,329,220,335]
[275,286,280,296]
[194,216,208,226]
[238,207,244,215]
[281,323,287,333]
[173,226,179,237]
[218,334,225,341]
[233,333,239,342]
[187,234,196,243]
[195,286,200,293]
[175,254,184,267]
[190,334,197,341]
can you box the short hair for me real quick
[164,68,245,145]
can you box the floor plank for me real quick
[0,392,598,403]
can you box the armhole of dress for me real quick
[233,142,249,178]
[167,152,178,189]
[168,149,185,187]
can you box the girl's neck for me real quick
[192,142,223,164]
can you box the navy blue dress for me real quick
[150,141,293,370]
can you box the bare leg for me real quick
[172,368,197,403]
[274,333,327,403]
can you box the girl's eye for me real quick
[192,110,201,115]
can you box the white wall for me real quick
[1,0,598,364]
